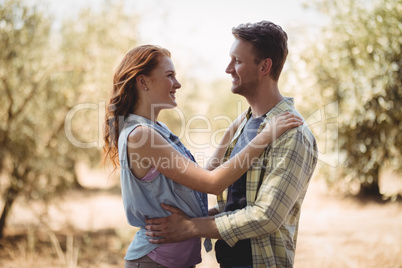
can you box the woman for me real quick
[103,45,302,268]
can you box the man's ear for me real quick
[260,58,272,76]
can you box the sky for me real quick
[28,0,325,80]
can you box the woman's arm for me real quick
[127,112,302,195]
[204,111,246,171]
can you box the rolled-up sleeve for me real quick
[215,128,318,247]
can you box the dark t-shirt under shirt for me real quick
[215,115,265,266]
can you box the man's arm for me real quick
[215,128,318,246]
[145,204,222,243]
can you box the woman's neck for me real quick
[133,105,160,122]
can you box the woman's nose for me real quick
[175,79,181,89]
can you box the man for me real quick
[145,20,318,268]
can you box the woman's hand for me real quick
[260,112,303,141]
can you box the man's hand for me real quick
[145,204,193,244]
[208,207,219,216]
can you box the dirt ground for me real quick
[293,181,402,268]
[1,176,402,268]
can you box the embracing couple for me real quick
[103,20,318,268]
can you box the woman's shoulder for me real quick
[127,125,155,144]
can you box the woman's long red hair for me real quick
[103,45,171,170]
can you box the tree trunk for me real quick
[358,164,382,200]
[0,185,19,239]
[359,180,381,197]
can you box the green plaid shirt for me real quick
[215,98,318,268]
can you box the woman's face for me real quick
[145,56,181,110]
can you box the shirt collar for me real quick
[226,97,296,154]
[245,97,295,122]
[125,113,172,137]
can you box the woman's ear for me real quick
[260,58,272,76]
[136,75,148,91]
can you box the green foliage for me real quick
[59,1,138,147]
[304,0,402,196]
[0,0,78,237]
[0,0,73,202]
[0,0,139,237]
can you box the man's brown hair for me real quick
[232,21,288,81]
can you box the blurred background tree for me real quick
[300,0,402,198]
[0,0,139,238]
[0,0,66,238]
[60,0,138,153]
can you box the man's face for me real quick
[225,39,260,97]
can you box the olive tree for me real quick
[301,0,402,198]
[0,0,139,238]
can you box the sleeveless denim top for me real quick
[118,114,211,261]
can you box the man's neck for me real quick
[247,84,284,118]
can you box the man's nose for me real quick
[225,63,233,74]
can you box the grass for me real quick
[1,178,401,268]
[0,228,127,268]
